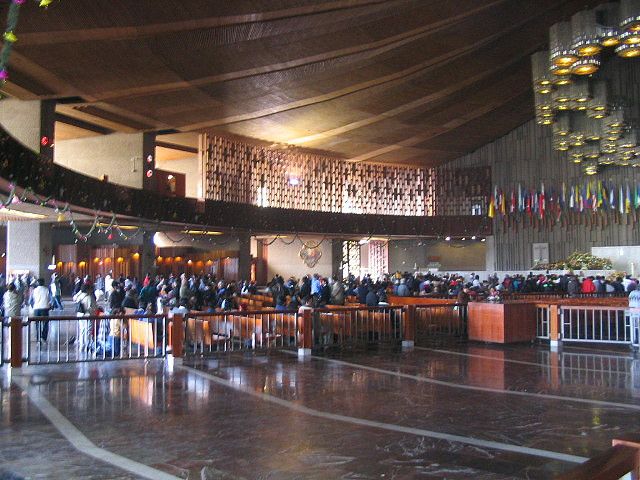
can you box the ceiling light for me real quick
[570,56,601,75]
[550,22,579,67]
[571,9,602,56]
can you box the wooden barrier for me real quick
[556,436,640,479]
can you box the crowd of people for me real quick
[1,268,639,350]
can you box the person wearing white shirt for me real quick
[31,278,51,343]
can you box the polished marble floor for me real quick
[1,343,640,479]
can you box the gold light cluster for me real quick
[533,1,640,174]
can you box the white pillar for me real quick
[6,221,52,279]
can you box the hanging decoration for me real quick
[0,0,58,83]
[532,1,640,174]
[488,180,640,228]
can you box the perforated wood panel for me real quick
[202,134,437,216]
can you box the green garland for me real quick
[0,0,57,82]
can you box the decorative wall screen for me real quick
[368,241,389,279]
[202,135,438,216]
[432,167,492,216]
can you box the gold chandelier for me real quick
[532,1,640,174]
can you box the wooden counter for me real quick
[467,302,536,344]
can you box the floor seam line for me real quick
[278,350,640,411]
[12,376,181,480]
[179,364,588,464]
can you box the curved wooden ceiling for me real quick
[3,0,606,166]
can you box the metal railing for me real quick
[415,303,467,342]
[560,306,636,345]
[0,318,5,366]
[536,305,550,339]
[312,306,404,348]
[26,313,167,365]
[184,310,299,356]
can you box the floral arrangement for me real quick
[533,251,613,270]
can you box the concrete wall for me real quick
[592,246,640,276]
[265,237,332,280]
[388,239,486,273]
[54,133,144,189]
[441,56,640,270]
[6,221,53,278]
[0,99,41,152]
[155,156,199,198]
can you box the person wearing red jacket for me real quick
[581,276,596,294]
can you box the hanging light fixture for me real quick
[588,81,609,117]
[570,145,585,162]
[605,108,627,128]
[531,51,553,93]
[620,0,640,32]
[584,160,600,175]
[550,22,579,67]
[616,30,640,55]
[570,78,591,103]
[619,129,638,148]
[597,3,621,46]
[583,143,601,159]
[600,138,618,154]
[584,117,602,140]
[572,9,602,56]
[570,55,601,75]
[552,87,571,104]
[553,113,571,136]
[535,92,553,113]
[598,153,617,164]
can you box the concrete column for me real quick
[6,221,53,279]
[331,239,342,279]
[485,235,497,273]
[140,230,156,278]
[39,100,56,163]
[142,132,156,191]
[238,232,251,281]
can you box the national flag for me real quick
[635,183,640,209]
[500,189,506,216]
[560,182,566,210]
[518,183,524,212]
[510,189,516,213]
[610,184,616,210]
[619,185,625,214]
[488,194,495,218]
[626,184,632,214]
[597,181,604,208]
[569,186,575,210]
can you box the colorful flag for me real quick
[569,186,575,210]
[488,194,495,218]
[626,184,632,214]
[619,185,624,214]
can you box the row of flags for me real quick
[488,181,640,219]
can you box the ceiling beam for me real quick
[155,141,198,155]
[55,113,114,135]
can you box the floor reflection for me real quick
[0,345,639,479]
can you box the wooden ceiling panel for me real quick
[2,0,608,165]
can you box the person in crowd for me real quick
[356,281,368,305]
[311,273,322,297]
[275,295,288,312]
[330,275,345,305]
[121,286,139,309]
[109,281,125,313]
[3,283,21,318]
[396,278,410,297]
[581,276,596,294]
[611,276,625,293]
[50,273,63,311]
[31,278,51,344]
[365,286,378,307]
[486,287,501,302]
[457,286,471,305]
[567,276,580,296]
[74,283,98,352]
[319,278,331,306]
